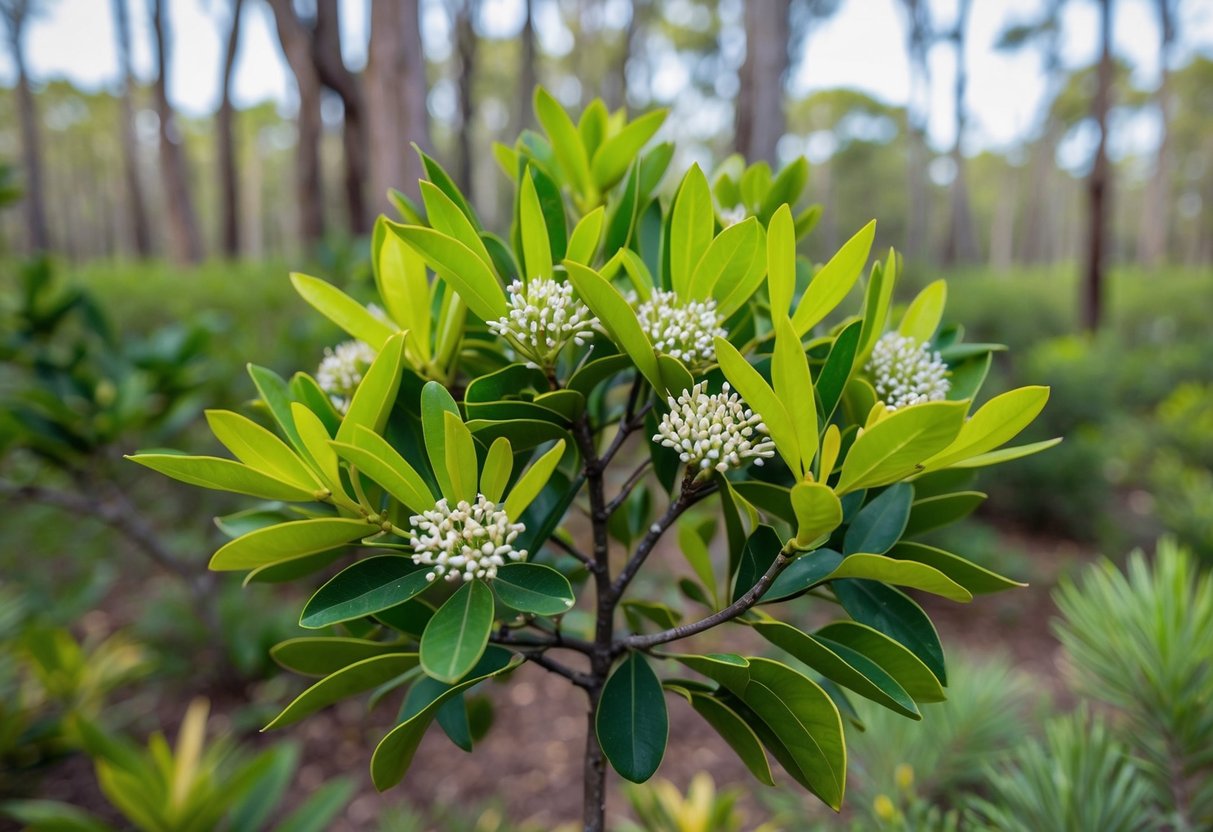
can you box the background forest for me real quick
[1,0,1212,830]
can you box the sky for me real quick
[2,0,1211,158]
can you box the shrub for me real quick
[128,88,1054,829]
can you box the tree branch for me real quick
[604,458,652,517]
[608,478,715,601]
[520,650,595,689]
[547,532,593,569]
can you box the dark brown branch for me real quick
[608,479,715,601]
[547,532,594,570]
[604,458,653,517]
[520,650,595,689]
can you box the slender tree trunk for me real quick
[401,0,430,199]
[367,0,403,214]
[517,0,537,132]
[266,0,326,246]
[150,0,204,263]
[900,0,931,262]
[217,0,245,259]
[1083,0,1113,332]
[735,0,791,164]
[1137,0,1174,266]
[3,7,49,253]
[453,0,478,199]
[112,0,152,257]
[313,0,369,235]
[943,0,978,265]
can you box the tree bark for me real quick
[366,0,403,214]
[2,1,49,252]
[453,0,479,200]
[735,0,791,164]
[112,0,152,257]
[1017,0,1063,264]
[942,0,979,265]
[150,0,204,264]
[217,0,245,259]
[266,0,326,246]
[401,0,430,199]
[899,0,931,262]
[1137,0,1174,266]
[517,0,537,132]
[1083,0,1113,332]
[312,0,369,235]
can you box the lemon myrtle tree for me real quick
[129,89,1057,830]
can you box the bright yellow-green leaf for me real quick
[921,386,1051,472]
[290,273,398,350]
[714,222,768,318]
[825,554,972,602]
[590,109,667,190]
[949,437,1062,469]
[791,482,842,548]
[566,206,604,265]
[791,221,876,336]
[443,411,478,505]
[687,217,761,301]
[564,260,663,392]
[372,217,430,362]
[898,279,947,343]
[534,87,592,197]
[204,410,319,489]
[504,439,566,520]
[714,336,801,475]
[331,430,435,514]
[519,170,553,280]
[669,164,713,297]
[480,437,513,504]
[210,518,371,571]
[419,181,495,273]
[856,251,898,363]
[336,332,407,445]
[386,223,506,323]
[835,401,967,494]
[421,381,461,502]
[767,205,796,317]
[126,454,318,502]
[291,403,345,499]
[772,316,816,476]
[819,424,841,481]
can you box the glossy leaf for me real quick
[687,217,760,301]
[714,336,801,474]
[126,454,316,503]
[271,637,410,677]
[387,223,506,322]
[898,280,947,343]
[204,410,318,489]
[948,437,1062,468]
[826,554,971,602]
[503,439,566,520]
[669,165,713,297]
[766,205,796,316]
[591,109,667,190]
[420,579,495,684]
[336,332,407,445]
[763,548,844,602]
[791,482,843,549]
[816,620,945,703]
[733,525,783,603]
[421,381,461,501]
[566,206,604,265]
[834,401,968,494]
[792,221,876,336]
[264,654,420,730]
[902,491,985,537]
[534,88,592,196]
[677,688,774,786]
[831,579,947,685]
[921,386,1051,472]
[843,483,913,555]
[564,260,663,391]
[333,426,435,514]
[443,411,478,505]
[479,436,513,503]
[596,652,668,783]
[772,316,816,474]
[492,562,575,615]
[209,518,370,571]
[300,556,432,629]
[519,169,553,280]
[888,541,1026,594]
[290,273,397,350]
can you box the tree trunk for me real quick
[1018,0,1064,264]
[312,0,369,235]
[217,0,245,259]
[1083,0,1113,332]
[1137,0,1174,266]
[517,0,537,132]
[603,0,640,111]
[899,0,931,262]
[453,0,478,199]
[150,0,204,264]
[112,0,152,257]
[367,0,403,214]
[735,0,791,164]
[401,0,430,200]
[266,0,326,246]
[942,0,978,265]
[3,4,49,253]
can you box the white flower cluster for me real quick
[487,278,598,366]
[316,340,377,413]
[653,381,775,473]
[866,332,951,411]
[408,494,528,582]
[636,289,726,370]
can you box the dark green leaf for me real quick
[420,579,496,684]
[596,652,668,783]
[301,556,431,629]
[492,563,575,615]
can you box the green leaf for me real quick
[758,157,809,221]
[479,437,513,503]
[420,579,495,684]
[519,169,553,280]
[566,206,604,265]
[791,482,843,549]
[902,491,985,537]
[669,165,713,297]
[534,88,592,197]
[333,426,436,514]
[503,439,566,520]
[733,525,783,604]
[291,372,343,434]
[815,619,945,703]
[888,542,1025,594]
[591,109,668,190]
[830,580,947,685]
[677,688,774,786]
[843,483,913,555]
[290,273,398,350]
[273,780,356,832]
[772,316,816,475]
[792,221,876,336]
[578,99,609,162]
[419,180,495,272]
[264,654,420,730]
[421,381,461,501]
[291,403,344,497]
[492,563,575,615]
[732,481,796,525]
[751,618,919,719]
[921,386,1051,471]
[763,548,844,602]
[336,332,407,445]
[766,205,796,316]
[597,652,668,783]
[623,600,682,631]
[677,520,718,608]
[415,145,481,228]
[688,217,760,301]
[371,648,521,789]
[949,437,1062,468]
[375,597,437,637]
[898,280,947,342]
[0,801,117,832]
[826,554,971,602]
[816,320,862,425]
[300,556,432,629]
[271,637,410,677]
[386,223,506,322]
[373,215,430,361]
[714,337,801,475]
[466,418,570,452]
[204,410,319,490]
[656,354,693,396]
[209,518,370,571]
[564,260,663,392]
[126,454,317,502]
[714,222,769,318]
[248,364,304,452]
[835,401,968,494]
[442,411,478,505]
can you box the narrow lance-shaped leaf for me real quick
[714,336,801,475]
[519,169,553,280]
[126,454,318,503]
[204,410,319,490]
[336,332,407,445]
[668,164,713,297]
[766,205,796,317]
[386,223,507,323]
[898,279,947,343]
[772,316,817,476]
[290,273,398,350]
[443,410,479,505]
[504,439,566,520]
[479,436,513,503]
[209,518,371,571]
[791,221,876,336]
[300,556,432,629]
[564,260,664,392]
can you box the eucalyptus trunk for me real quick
[112,0,152,257]
[4,1,49,252]
[1083,0,1114,332]
[735,0,791,164]
[217,0,245,259]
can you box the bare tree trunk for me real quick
[1137,0,1174,266]
[604,0,640,111]
[735,0,791,164]
[367,0,403,214]
[313,0,369,235]
[899,0,931,262]
[266,0,326,246]
[217,0,245,259]
[1083,0,1113,332]
[401,0,430,199]
[112,0,152,257]
[150,0,204,264]
[2,2,49,253]
[942,0,978,265]
[517,0,537,131]
[453,0,479,199]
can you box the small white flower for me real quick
[408,494,528,583]
[636,289,726,370]
[653,381,776,473]
[316,340,377,414]
[866,332,950,411]
[487,278,599,366]
[719,204,747,228]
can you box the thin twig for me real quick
[521,650,596,689]
[604,459,653,517]
[608,478,715,600]
[547,532,595,569]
